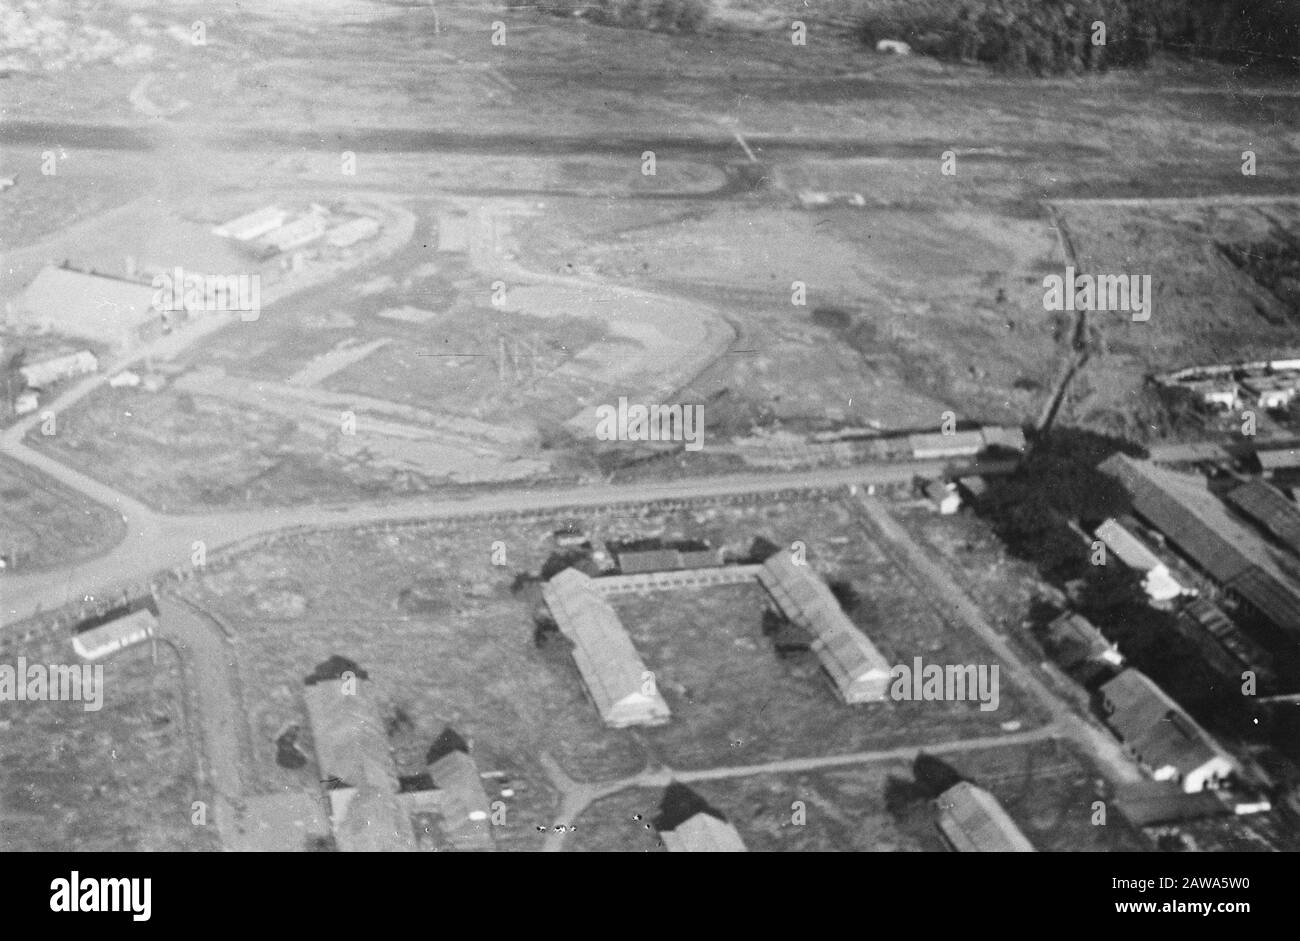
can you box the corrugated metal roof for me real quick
[542,568,671,728]
[758,553,890,703]
[1099,455,1300,639]
[1226,481,1300,557]
[1225,567,1300,639]
[935,782,1034,852]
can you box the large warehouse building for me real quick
[302,678,416,852]
[542,568,672,728]
[20,265,161,351]
[757,552,892,703]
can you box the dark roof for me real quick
[1098,455,1254,582]
[1176,599,1277,685]
[1225,567,1300,640]
[74,595,159,634]
[1099,670,1233,775]
[1225,481,1300,557]
[616,549,683,573]
[1099,455,1300,640]
[1042,612,1113,669]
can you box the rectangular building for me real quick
[1093,518,1188,603]
[935,782,1035,852]
[1042,611,1123,672]
[542,568,671,728]
[1224,480,1300,559]
[21,265,159,350]
[758,552,891,703]
[19,350,98,389]
[1099,669,1241,793]
[212,205,289,241]
[71,603,157,661]
[908,430,985,460]
[302,679,416,852]
[1099,454,1300,643]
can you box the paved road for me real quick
[0,457,1011,628]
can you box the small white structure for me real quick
[1094,518,1190,603]
[108,370,141,388]
[15,391,39,416]
[924,479,961,515]
[212,205,289,241]
[876,39,912,55]
[20,350,98,389]
[72,605,157,661]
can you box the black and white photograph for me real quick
[0,0,1296,905]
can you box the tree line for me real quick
[857,0,1299,75]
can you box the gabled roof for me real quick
[758,553,890,703]
[1225,481,1300,558]
[427,749,493,844]
[1099,670,1238,778]
[660,813,748,852]
[302,681,415,852]
[654,783,747,852]
[1043,611,1116,669]
[71,606,157,660]
[542,568,671,727]
[935,782,1034,852]
[1099,454,1300,639]
[1094,518,1165,573]
[1112,781,1229,827]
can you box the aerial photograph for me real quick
[0,0,1298,869]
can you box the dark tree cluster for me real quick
[858,0,1299,76]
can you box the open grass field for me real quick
[0,452,125,571]
[566,737,1148,851]
[1055,199,1300,442]
[166,490,1044,851]
[0,632,215,851]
